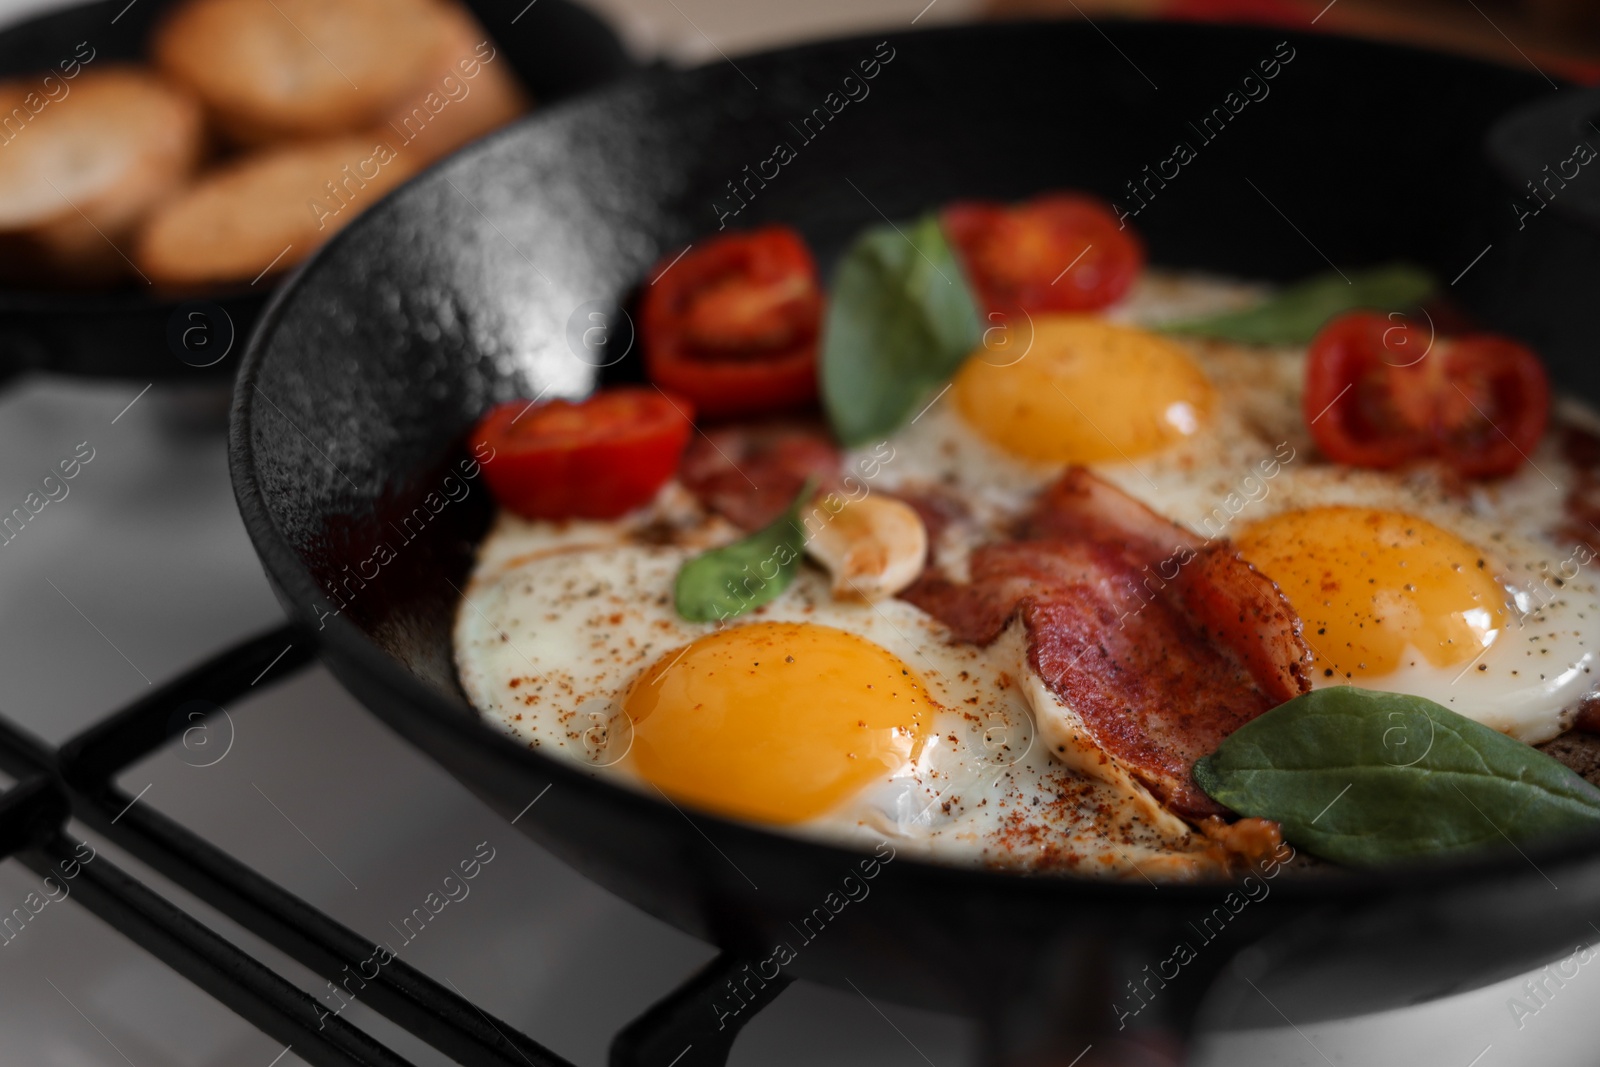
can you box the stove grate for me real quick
[0,622,765,1067]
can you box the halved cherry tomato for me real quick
[641,226,822,419]
[1303,311,1549,479]
[941,192,1143,315]
[471,388,694,520]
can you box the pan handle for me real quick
[609,953,791,1067]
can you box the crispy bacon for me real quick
[1573,693,1600,734]
[1016,469,1311,697]
[1176,548,1312,705]
[888,486,970,567]
[679,422,840,530]
[904,540,1113,646]
[1019,466,1199,561]
[1563,425,1600,470]
[1558,426,1600,555]
[1019,469,1310,702]
[903,467,1311,819]
[1548,427,1600,734]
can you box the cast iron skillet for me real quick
[0,0,634,384]
[230,20,1600,1061]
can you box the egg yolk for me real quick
[623,621,935,824]
[1235,507,1510,680]
[952,315,1212,462]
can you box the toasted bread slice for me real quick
[375,3,530,167]
[0,67,202,284]
[153,0,451,144]
[135,135,420,288]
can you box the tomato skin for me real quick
[641,226,822,419]
[1304,312,1550,479]
[941,192,1143,315]
[1439,337,1551,477]
[471,388,694,520]
[1303,312,1432,470]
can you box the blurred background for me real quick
[5,0,1588,76]
[589,0,1600,83]
[994,0,1600,83]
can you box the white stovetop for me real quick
[1,1,1597,1064]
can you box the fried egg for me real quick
[456,268,1600,877]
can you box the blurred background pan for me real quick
[0,0,636,386]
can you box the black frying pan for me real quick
[0,0,634,384]
[229,20,1600,1063]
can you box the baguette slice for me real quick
[375,2,530,167]
[154,0,451,144]
[0,67,202,284]
[135,135,419,288]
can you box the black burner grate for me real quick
[0,622,769,1067]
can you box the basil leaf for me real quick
[1193,687,1600,866]
[674,482,812,622]
[821,213,984,446]
[1157,263,1436,345]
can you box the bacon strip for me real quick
[1176,548,1312,705]
[1020,466,1309,701]
[1526,426,1600,747]
[679,422,841,530]
[904,467,1311,818]
[888,486,970,568]
[1019,465,1200,559]
[1558,426,1600,555]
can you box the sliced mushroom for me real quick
[806,495,927,601]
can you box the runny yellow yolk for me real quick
[1234,507,1510,680]
[623,621,935,824]
[951,315,1212,463]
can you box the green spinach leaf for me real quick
[1193,687,1600,866]
[820,214,985,446]
[1157,263,1436,345]
[674,481,813,622]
